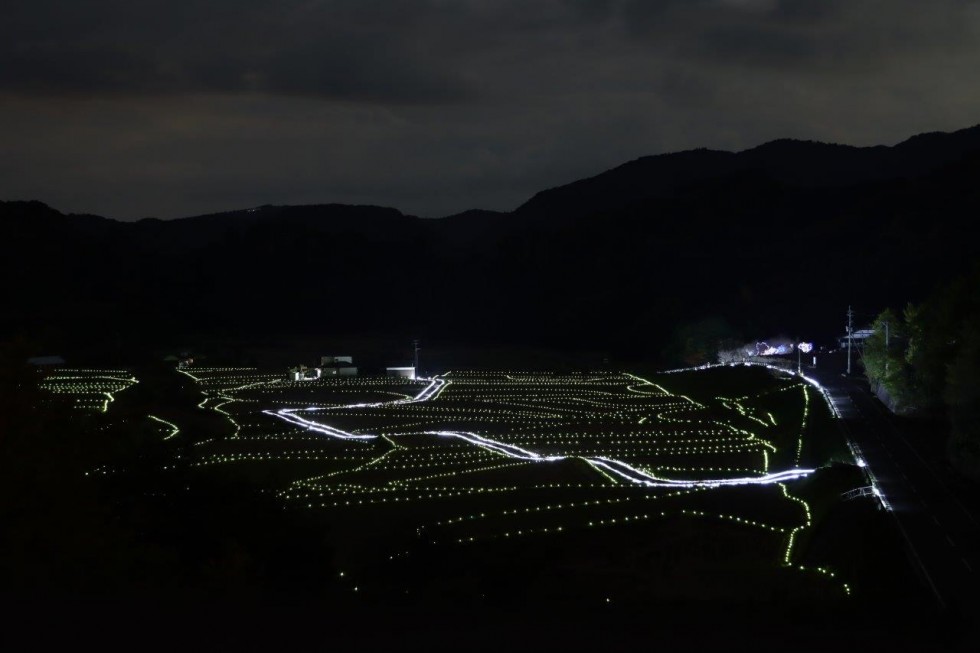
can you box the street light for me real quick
[797,342,813,374]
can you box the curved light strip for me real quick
[265,374,814,488]
[421,431,812,488]
[263,377,449,441]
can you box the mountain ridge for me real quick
[6,124,980,225]
[513,123,980,221]
[2,123,978,363]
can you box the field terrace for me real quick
[172,365,850,600]
[39,368,139,413]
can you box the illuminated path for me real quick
[808,361,980,613]
[264,373,815,490]
[199,364,851,596]
[262,376,449,441]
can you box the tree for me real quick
[946,320,980,479]
[861,308,914,411]
[667,317,738,367]
[865,265,980,479]
[904,270,980,410]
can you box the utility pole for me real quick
[846,305,854,376]
[797,341,802,374]
[413,339,420,376]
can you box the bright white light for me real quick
[263,408,377,440]
[592,456,813,489]
[753,341,793,356]
[265,377,449,441]
[264,370,817,489]
[425,430,564,462]
[415,432,814,489]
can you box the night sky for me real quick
[3,0,979,220]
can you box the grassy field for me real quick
[110,362,908,609]
[33,361,924,610]
[27,357,943,651]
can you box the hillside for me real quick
[3,125,979,363]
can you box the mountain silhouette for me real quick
[514,125,980,221]
[3,124,979,363]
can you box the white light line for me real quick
[423,430,564,461]
[264,374,814,489]
[148,414,180,440]
[657,362,841,418]
[264,377,450,440]
[261,409,377,440]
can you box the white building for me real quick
[838,328,875,350]
[289,366,322,381]
[386,366,416,380]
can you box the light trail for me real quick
[657,361,842,418]
[418,429,812,489]
[424,430,565,462]
[148,414,180,440]
[261,409,377,440]
[263,377,450,440]
[655,362,893,509]
[655,361,888,515]
[41,373,139,413]
[265,374,814,489]
[200,365,847,596]
[589,456,812,488]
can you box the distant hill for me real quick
[3,124,979,363]
[514,125,980,222]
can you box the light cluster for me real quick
[174,365,851,599]
[40,369,138,412]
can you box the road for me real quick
[808,361,979,618]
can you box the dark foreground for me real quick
[2,355,973,651]
[2,594,964,652]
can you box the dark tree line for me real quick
[861,266,980,478]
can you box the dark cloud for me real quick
[0,0,474,102]
[1,0,979,218]
[1,45,162,94]
[3,1,976,97]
